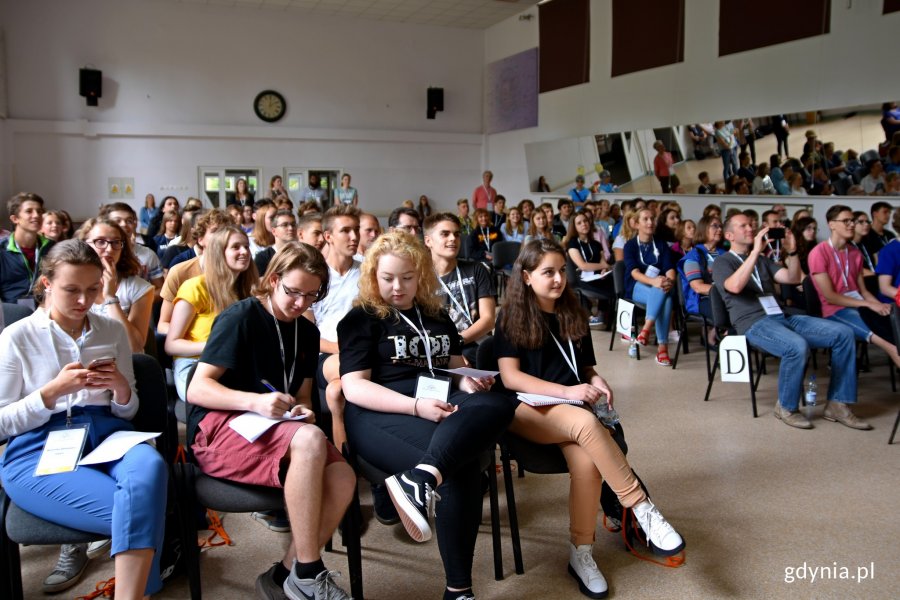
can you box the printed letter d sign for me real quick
[719,335,750,382]
[615,300,634,336]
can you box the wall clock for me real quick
[254,90,286,123]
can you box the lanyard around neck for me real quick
[578,239,594,262]
[267,295,298,393]
[637,238,659,266]
[481,228,492,251]
[730,251,764,292]
[395,305,435,375]
[437,267,472,324]
[828,239,851,289]
[548,329,579,382]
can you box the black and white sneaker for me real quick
[283,564,352,600]
[385,469,439,543]
[371,483,400,526]
[632,501,684,556]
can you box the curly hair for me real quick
[499,238,587,349]
[355,231,442,319]
[76,218,141,279]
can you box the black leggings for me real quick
[344,388,515,589]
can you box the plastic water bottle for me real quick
[805,374,817,407]
[593,395,620,427]
[628,326,638,359]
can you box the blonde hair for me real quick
[620,209,639,241]
[203,226,258,313]
[356,231,442,319]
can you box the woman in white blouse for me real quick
[0,240,167,599]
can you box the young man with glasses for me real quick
[255,209,297,275]
[713,214,865,431]
[0,192,52,305]
[808,205,900,373]
[187,243,356,600]
[100,202,164,294]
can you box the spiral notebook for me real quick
[517,393,584,407]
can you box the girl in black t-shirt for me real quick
[338,231,515,600]
[563,212,614,327]
[495,239,684,600]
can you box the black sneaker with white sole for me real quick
[384,468,439,543]
[371,483,400,526]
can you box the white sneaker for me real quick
[86,538,111,559]
[632,501,684,556]
[567,543,608,599]
[668,331,681,343]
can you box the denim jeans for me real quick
[828,308,872,342]
[720,148,735,181]
[632,281,673,344]
[744,314,857,411]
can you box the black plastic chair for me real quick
[703,286,771,417]
[0,303,33,332]
[607,261,647,353]
[491,241,521,299]
[1,354,174,600]
[672,271,712,375]
[176,365,296,600]
[888,305,900,445]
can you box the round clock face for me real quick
[254,90,286,122]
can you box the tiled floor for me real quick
[15,325,900,599]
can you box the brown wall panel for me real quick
[719,0,830,56]
[539,0,590,93]
[611,0,685,77]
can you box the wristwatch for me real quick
[103,296,120,306]
[786,251,798,257]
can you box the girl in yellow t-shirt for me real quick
[166,226,257,400]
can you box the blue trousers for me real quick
[632,282,673,344]
[744,314,857,411]
[1,407,167,596]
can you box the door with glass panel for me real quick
[199,167,261,208]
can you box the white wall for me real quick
[0,0,485,220]
[485,0,900,202]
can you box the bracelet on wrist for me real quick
[413,397,420,417]
[103,296,120,306]
[786,251,798,257]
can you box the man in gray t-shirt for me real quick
[712,214,867,431]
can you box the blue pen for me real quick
[260,379,278,393]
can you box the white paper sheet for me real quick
[516,393,584,407]
[228,412,307,444]
[79,431,161,465]
[437,367,500,378]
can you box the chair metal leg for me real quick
[703,348,720,402]
[889,407,900,445]
[487,457,503,581]
[499,442,524,575]
[344,483,364,600]
[1,491,24,600]
[174,463,203,600]
[703,324,713,381]
[608,299,618,351]
[749,350,761,418]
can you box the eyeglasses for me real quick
[280,280,321,301]
[856,219,871,225]
[830,218,856,226]
[708,223,723,230]
[87,238,124,250]
[396,224,420,234]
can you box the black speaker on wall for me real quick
[427,87,443,119]
[79,68,102,106]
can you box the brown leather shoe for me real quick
[823,402,873,430]
[773,403,813,429]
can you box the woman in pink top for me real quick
[472,170,497,211]
[808,204,900,368]
[652,141,674,193]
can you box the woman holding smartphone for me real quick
[495,238,684,599]
[0,240,167,599]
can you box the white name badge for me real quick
[758,294,783,315]
[415,374,452,404]
[843,290,864,301]
[580,271,602,282]
[35,425,89,476]
[644,265,660,279]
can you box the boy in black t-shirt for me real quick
[424,213,496,365]
[187,244,355,600]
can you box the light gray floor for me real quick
[17,328,900,599]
